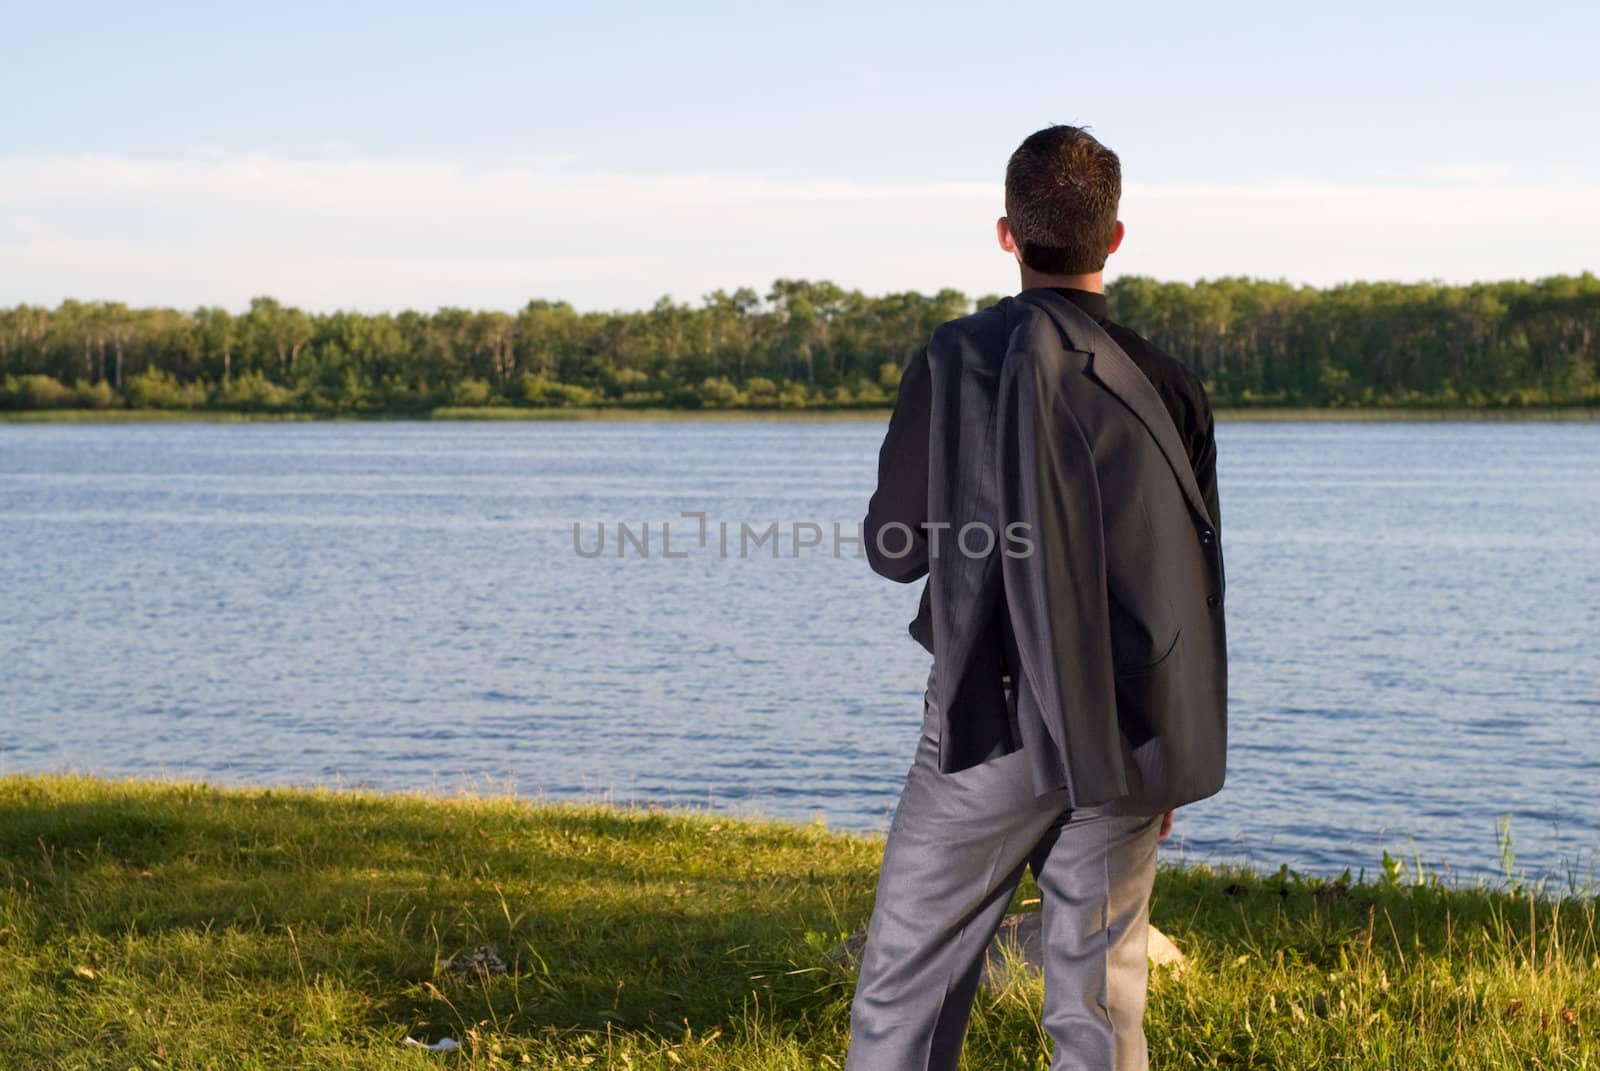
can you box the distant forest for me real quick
[2,274,1597,413]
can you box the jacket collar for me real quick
[1014,288,1215,529]
[1044,287,1109,323]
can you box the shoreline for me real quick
[3,770,1595,1067]
[3,404,1598,424]
[2,769,1588,897]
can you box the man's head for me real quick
[999,125,1124,282]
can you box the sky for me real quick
[2,0,1596,313]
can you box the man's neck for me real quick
[1017,267,1104,294]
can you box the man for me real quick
[846,125,1226,1071]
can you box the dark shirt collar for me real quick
[1044,287,1110,323]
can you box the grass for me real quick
[427,407,892,422]
[1,772,1596,1069]
[0,406,890,424]
[1210,406,1600,422]
[0,408,329,423]
[4,404,1598,424]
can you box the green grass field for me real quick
[3,404,1597,424]
[1,772,1595,1068]
[0,406,890,424]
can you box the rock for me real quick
[827,914,1185,990]
[825,929,871,972]
[1146,925,1185,976]
[444,943,508,979]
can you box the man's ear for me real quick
[997,216,1020,258]
[1107,219,1126,256]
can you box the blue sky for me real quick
[3,1,1596,312]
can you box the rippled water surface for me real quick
[2,419,1596,885]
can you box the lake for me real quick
[1,419,1596,887]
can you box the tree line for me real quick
[2,274,1596,413]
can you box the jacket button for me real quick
[1200,528,1215,546]
[1206,593,1221,608]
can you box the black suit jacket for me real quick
[863,288,1228,814]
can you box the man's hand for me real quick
[1157,810,1174,843]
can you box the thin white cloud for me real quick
[1,155,1594,312]
[1415,162,1520,183]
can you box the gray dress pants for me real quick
[845,672,1162,1071]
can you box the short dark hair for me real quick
[1004,125,1121,275]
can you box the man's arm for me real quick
[863,347,931,582]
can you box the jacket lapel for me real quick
[1017,289,1215,529]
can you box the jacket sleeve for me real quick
[1033,379,1123,794]
[996,339,1127,805]
[863,347,931,582]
